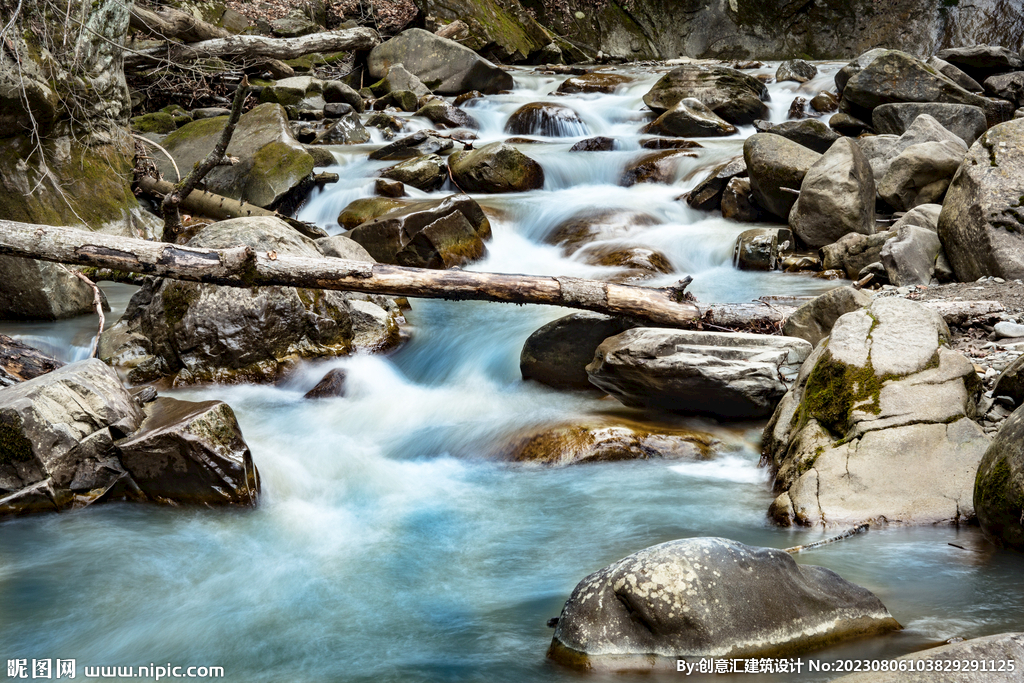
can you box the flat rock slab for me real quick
[548,537,899,671]
[586,329,811,420]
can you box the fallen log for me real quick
[129,4,230,43]
[123,27,380,70]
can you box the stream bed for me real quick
[2,62,1023,682]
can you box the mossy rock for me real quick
[131,112,177,133]
[448,142,544,193]
[975,409,1024,549]
[338,197,408,229]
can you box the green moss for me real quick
[131,112,177,134]
[801,351,896,436]
[0,413,34,468]
[162,282,199,326]
[162,115,229,148]
[976,456,1014,510]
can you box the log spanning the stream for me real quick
[0,220,724,327]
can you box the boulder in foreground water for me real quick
[974,406,1024,550]
[642,65,769,125]
[505,102,588,137]
[448,142,544,193]
[548,537,899,671]
[521,312,633,391]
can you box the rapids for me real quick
[2,63,1023,682]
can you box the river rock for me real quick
[448,142,544,193]
[820,231,895,279]
[878,138,966,211]
[766,119,839,154]
[810,91,839,113]
[377,64,431,97]
[830,632,1024,683]
[777,59,817,83]
[0,359,143,512]
[985,71,1024,108]
[379,154,447,191]
[316,235,375,261]
[871,102,987,146]
[369,131,453,161]
[936,45,1024,81]
[312,111,370,144]
[304,367,347,399]
[414,99,479,130]
[347,194,491,265]
[789,137,875,249]
[258,75,323,107]
[98,217,400,384]
[520,312,633,390]
[842,50,994,122]
[556,72,632,94]
[880,224,942,286]
[505,102,588,137]
[926,56,984,93]
[116,397,259,506]
[547,537,899,670]
[577,245,672,281]
[587,329,812,420]
[744,133,822,221]
[763,297,988,527]
[863,114,968,185]
[783,286,873,347]
[0,256,99,321]
[337,197,408,229]
[373,90,418,112]
[937,118,1024,281]
[619,149,695,187]
[368,28,513,95]
[0,335,62,387]
[546,209,658,253]
[323,80,364,112]
[720,177,762,222]
[733,227,791,270]
[829,112,873,136]
[683,156,745,211]
[642,64,770,125]
[395,212,486,269]
[155,103,314,209]
[569,136,616,152]
[504,420,714,466]
[974,406,1024,549]
[643,98,736,137]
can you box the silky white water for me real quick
[2,63,1023,683]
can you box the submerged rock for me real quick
[763,297,988,527]
[587,329,812,420]
[303,368,347,399]
[619,149,695,187]
[683,156,745,211]
[99,217,401,384]
[502,420,715,466]
[505,102,588,137]
[548,537,899,670]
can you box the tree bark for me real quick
[129,4,231,43]
[0,220,710,327]
[122,27,380,70]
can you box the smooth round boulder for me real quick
[767,119,840,153]
[448,142,544,192]
[548,537,900,670]
[975,406,1024,549]
[789,137,875,249]
[520,312,633,390]
[782,286,873,347]
[643,98,737,137]
[743,133,821,220]
[504,102,588,137]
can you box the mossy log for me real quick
[122,27,380,71]
[0,220,739,328]
[129,4,231,43]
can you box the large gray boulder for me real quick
[984,72,1024,108]
[858,114,968,185]
[0,256,98,320]
[586,329,812,420]
[766,119,840,154]
[871,102,987,145]
[377,64,430,97]
[448,142,544,193]
[974,407,1024,550]
[926,56,984,93]
[367,28,513,95]
[763,297,988,527]
[831,633,1024,683]
[938,118,1024,281]
[642,65,769,125]
[880,224,942,286]
[937,45,1024,81]
[744,133,821,220]
[548,537,899,670]
[99,217,401,384]
[520,313,632,391]
[789,137,875,249]
[643,98,736,138]
[155,103,314,209]
[116,397,259,506]
[841,50,998,123]
[782,286,873,347]
[347,194,491,266]
[877,138,966,211]
[0,359,142,511]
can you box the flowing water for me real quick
[2,63,1023,683]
